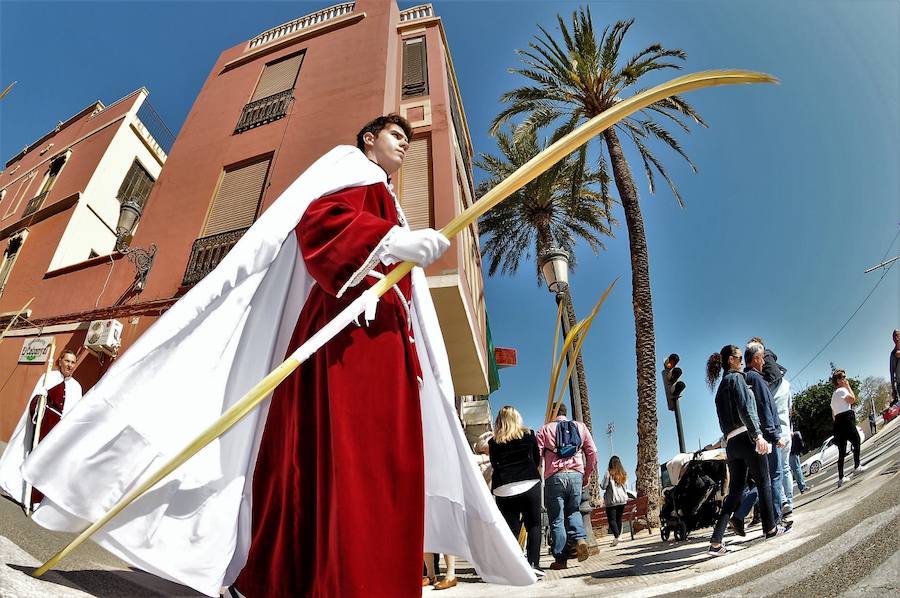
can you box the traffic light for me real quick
[661,353,686,411]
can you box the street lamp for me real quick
[539,246,597,550]
[115,197,157,291]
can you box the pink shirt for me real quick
[535,416,598,481]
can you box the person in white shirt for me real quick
[0,349,83,509]
[830,368,865,488]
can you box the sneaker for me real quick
[533,567,546,577]
[576,539,589,562]
[781,505,793,517]
[611,536,619,547]
[836,477,843,489]
[765,525,793,538]
[729,516,746,537]
[782,519,794,531]
[707,543,728,556]
[853,464,868,474]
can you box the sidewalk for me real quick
[429,418,900,597]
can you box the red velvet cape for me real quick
[235,183,424,597]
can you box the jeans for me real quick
[496,482,542,569]
[605,504,625,538]
[789,453,807,492]
[711,432,776,545]
[779,441,794,510]
[544,471,586,562]
[733,484,758,521]
[767,448,784,524]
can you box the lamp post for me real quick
[115,198,157,291]
[539,246,598,550]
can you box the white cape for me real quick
[0,371,82,507]
[22,146,535,596]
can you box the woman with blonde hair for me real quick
[600,456,629,545]
[488,406,543,574]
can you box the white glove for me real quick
[383,226,449,267]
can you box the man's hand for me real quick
[776,437,787,449]
[384,227,450,267]
[755,436,770,455]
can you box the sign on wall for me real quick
[18,337,55,364]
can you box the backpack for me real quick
[555,420,582,458]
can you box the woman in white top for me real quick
[830,369,865,487]
[600,456,629,545]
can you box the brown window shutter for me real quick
[402,37,428,98]
[203,159,270,236]
[117,160,155,207]
[251,53,304,101]
[399,137,432,230]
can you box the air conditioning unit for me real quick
[84,319,123,356]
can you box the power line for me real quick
[790,226,900,383]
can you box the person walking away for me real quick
[789,429,809,494]
[600,456,629,546]
[536,403,597,569]
[706,345,791,556]
[488,406,544,575]
[831,369,865,488]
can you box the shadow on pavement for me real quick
[8,564,205,597]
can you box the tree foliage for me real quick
[857,376,892,421]
[792,375,861,449]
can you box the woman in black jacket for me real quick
[706,345,791,556]
[488,406,543,573]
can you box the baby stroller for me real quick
[660,451,727,541]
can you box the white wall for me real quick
[48,91,165,271]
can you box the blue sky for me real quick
[2,1,898,480]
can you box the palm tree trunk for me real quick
[603,127,660,524]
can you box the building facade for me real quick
[0,1,497,446]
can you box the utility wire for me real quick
[790,226,900,383]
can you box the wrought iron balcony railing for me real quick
[22,190,49,217]
[234,90,293,134]
[181,227,249,286]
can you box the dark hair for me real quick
[831,368,847,385]
[355,114,412,151]
[706,344,739,390]
[555,402,568,417]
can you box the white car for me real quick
[802,426,865,476]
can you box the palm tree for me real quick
[476,125,614,502]
[492,10,708,520]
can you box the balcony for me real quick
[400,4,434,22]
[181,227,249,286]
[22,190,49,217]
[248,2,354,49]
[234,90,293,134]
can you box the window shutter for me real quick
[399,137,431,230]
[0,234,25,297]
[203,159,270,236]
[251,53,304,101]
[402,37,428,98]
[117,160,155,208]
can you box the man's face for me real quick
[363,123,409,174]
[58,352,76,378]
[751,351,764,371]
[894,330,899,346]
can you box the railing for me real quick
[136,100,176,154]
[234,90,293,134]
[248,2,355,49]
[181,227,249,286]
[22,190,48,217]
[400,4,434,22]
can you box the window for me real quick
[4,171,36,219]
[117,159,155,208]
[202,158,271,237]
[235,53,304,133]
[399,137,432,230]
[22,153,69,217]
[0,231,27,298]
[402,37,428,98]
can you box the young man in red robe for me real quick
[233,115,450,597]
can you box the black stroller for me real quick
[660,451,727,541]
